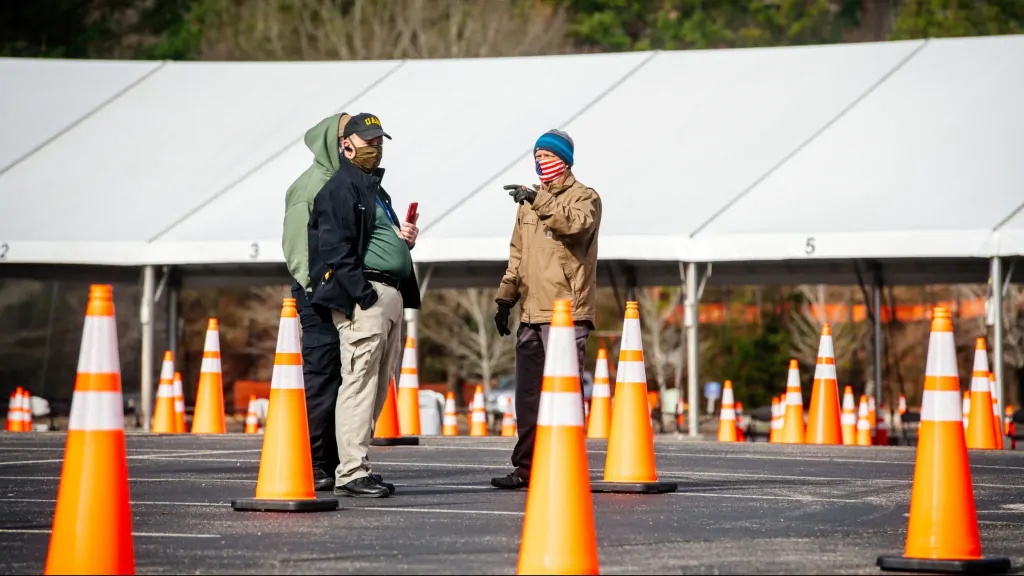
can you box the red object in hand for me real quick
[406,202,419,224]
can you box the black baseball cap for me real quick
[343,112,392,141]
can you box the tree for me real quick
[787,284,868,389]
[420,288,519,401]
[890,0,1023,40]
[637,287,682,400]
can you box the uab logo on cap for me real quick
[364,116,381,126]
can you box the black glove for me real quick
[504,184,536,205]
[494,303,512,337]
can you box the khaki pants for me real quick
[331,281,404,485]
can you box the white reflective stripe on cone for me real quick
[200,357,222,373]
[159,360,175,381]
[592,384,611,398]
[175,401,185,412]
[471,410,486,423]
[922,390,964,422]
[842,396,855,410]
[275,318,300,354]
[620,318,642,350]
[156,384,174,398]
[402,346,417,367]
[813,363,837,381]
[594,357,609,379]
[399,374,419,389]
[857,419,870,430]
[443,416,458,425]
[786,392,802,405]
[616,360,646,384]
[537,392,584,427]
[69,391,125,431]
[972,349,990,372]
[720,409,735,420]
[924,331,957,377]
[970,376,991,392]
[77,316,120,374]
[721,388,734,405]
[270,364,304,390]
[204,329,221,352]
[841,414,857,425]
[545,326,581,377]
[816,334,835,358]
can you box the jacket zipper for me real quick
[356,204,367,257]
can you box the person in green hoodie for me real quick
[283,112,373,492]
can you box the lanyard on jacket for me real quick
[375,196,395,226]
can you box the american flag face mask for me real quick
[536,157,567,183]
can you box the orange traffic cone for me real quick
[877,306,1010,573]
[442,392,459,436]
[868,395,877,435]
[586,348,612,439]
[769,396,781,443]
[231,298,338,513]
[517,300,599,575]
[501,403,517,437]
[966,338,997,450]
[1005,406,1016,450]
[191,319,226,434]
[735,402,746,442]
[898,394,907,416]
[675,396,687,434]
[173,372,186,433]
[856,395,872,446]
[592,301,676,493]
[841,386,856,445]
[780,360,805,444]
[717,380,738,442]
[469,385,488,436]
[397,337,421,436]
[805,324,842,444]
[989,374,1003,450]
[372,377,418,446]
[244,395,259,434]
[151,352,177,434]
[10,388,26,432]
[45,285,134,575]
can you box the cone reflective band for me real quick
[244,395,259,434]
[231,299,337,513]
[963,392,970,430]
[45,285,135,575]
[899,394,907,415]
[442,392,458,436]
[877,307,1010,574]
[372,377,418,446]
[517,300,599,575]
[989,374,1003,450]
[965,338,997,450]
[586,348,612,439]
[192,319,226,434]
[501,403,517,437]
[152,352,177,434]
[592,302,677,494]
[780,360,805,444]
[470,385,488,436]
[717,380,737,442]
[806,324,842,445]
[173,372,186,433]
[397,337,422,436]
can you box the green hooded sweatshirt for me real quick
[282,113,345,292]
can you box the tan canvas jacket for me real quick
[496,172,602,325]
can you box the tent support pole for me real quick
[140,265,156,432]
[684,262,710,438]
[873,271,884,420]
[167,269,179,363]
[991,257,1006,448]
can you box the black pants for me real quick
[511,321,591,476]
[292,283,341,472]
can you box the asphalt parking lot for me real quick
[1,433,1022,575]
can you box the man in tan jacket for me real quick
[491,129,601,489]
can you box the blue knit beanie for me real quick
[534,129,574,167]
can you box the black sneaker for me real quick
[333,476,389,498]
[313,467,334,492]
[490,471,529,490]
[369,473,395,494]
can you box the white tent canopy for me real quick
[1,35,1022,273]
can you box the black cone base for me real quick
[231,497,339,512]
[590,480,678,494]
[371,436,420,446]
[877,555,1011,574]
